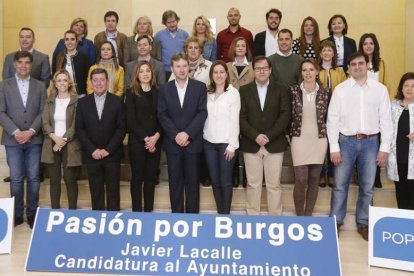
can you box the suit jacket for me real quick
[125,58,166,89]
[239,80,291,153]
[75,92,126,164]
[253,31,266,57]
[94,31,127,67]
[125,88,162,146]
[0,77,46,145]
[2,49,51,87]
[123,35,162,64]
[324,36,357,73]
[158,79,207,154]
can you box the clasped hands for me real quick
[255,134,269,147]
[14,130,34,144]
[144,132,160,153]
[92,149,109,160]
[50,133,67,152]
[175,131,190,147]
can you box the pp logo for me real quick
[0,208,8,243]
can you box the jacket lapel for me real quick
[262,82,273,112]
[10,78,27,110]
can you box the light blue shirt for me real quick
[94,92,107,119]
[256,80,269,111]
[155,28,189,72]
[15,74,30,107]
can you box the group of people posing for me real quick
[1,8,413,243]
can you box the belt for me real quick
[342,133,379,139]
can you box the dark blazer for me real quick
[253,31,266,57]
[125,58,166,89]
[125,88,162,145]
[158,79,207,154]
[75,92,126,164]
[2,49,51,87]
[239,80,291,153]
[0,77,46,145]
[52,51,90,95]
[324,36,357,73]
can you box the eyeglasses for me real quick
[254,67,270,72]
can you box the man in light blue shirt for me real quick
[155,10,189,81]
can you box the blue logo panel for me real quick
[26,209,341,275]
[0,209,8,243]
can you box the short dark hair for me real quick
[328,14,348,36]
[266,8,282,20]
[170,52,188,66]
[278,28,293,39]
[252,56,271,69]
[137,34,153,46]
[19,27,35,39]
[347,52,368,65]
[14,50,33,63]
[90,68,108,80]
[396,72,414,100]
[104,11,119,22]
[162,10,180,25]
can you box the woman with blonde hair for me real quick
[191,15,217,61]
[41,70,81,209]
[293,16,321,59]
[86,41,124,97]
[125,61,162,212]
[52,17,96,66]
[124,16,162,64]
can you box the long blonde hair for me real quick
[191,16,214,42]
[48,69,77,97]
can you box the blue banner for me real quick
[26,209,341,275]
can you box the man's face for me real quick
[137,38,152,56]
[171,58,189,82]
[14,57,32,79]
[166,17,178,32]
[254,59,271,85]
[19,30,35,51]
[105,15,118,32]
[227,10,241,27]
[267,12,281,31]
[278,32,292,54]
[349,56,368,80]
[91,73,108,96]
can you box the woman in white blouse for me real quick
[203,60,241,214]
[41,70,81,209]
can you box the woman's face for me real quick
[362,37,375,56]
[55,73,70,93]
[235,40,247,57]
[186,42,201,61]
[320,46,334,62]
[402,79,414,102]
[195,19,207,35]
[331,17,345,36]
[301,62,318,83]
[137,19,150,35]
[212,64,228,87]
[137,64,152,85]
[303,20,314,36]
[64,33,77,51]
[100,43,113,60]
[71,22,85,37]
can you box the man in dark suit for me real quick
[240,56,290,215]
[253,9,282,57]
[0,51,46,228]
[158,53,207,213]
[76,68,126,211]
[2,27,50,87]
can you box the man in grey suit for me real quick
[125,35,165,89]
[2,27,51,87]
[0,51,46,228]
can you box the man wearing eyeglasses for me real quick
[268,28,303,87]
[239,56,291,215]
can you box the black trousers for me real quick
[86,162,121,211]
[395,163,414,210]
[166,151,200,213]
[129,143,161,212]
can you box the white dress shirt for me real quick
[256,80,269,111]
[203,84,241,152]
[265,29,279,57]
[175,78,189,108]
[15,74,30,107]
[327,77,393,153]
[334,36,344,66]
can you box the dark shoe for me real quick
[319,178,327,188]
[14,217,23,227]
[357,226,369,241]
[39,173,45,182]
[27,215,36,229]
[374,180,382,188]
[336,223,341,237]
[201,179,211,187]
[3,176,10,182]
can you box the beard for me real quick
[267,23,279,31]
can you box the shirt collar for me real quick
[276,50,292,57]
[94,91,107,99]
[232,56,249,66]
[350,76,369,88]
[175,78,189,89]
[300,82,319,94]
[20,48,34,53]
[15,74,31,82]
[255,79,270,89]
